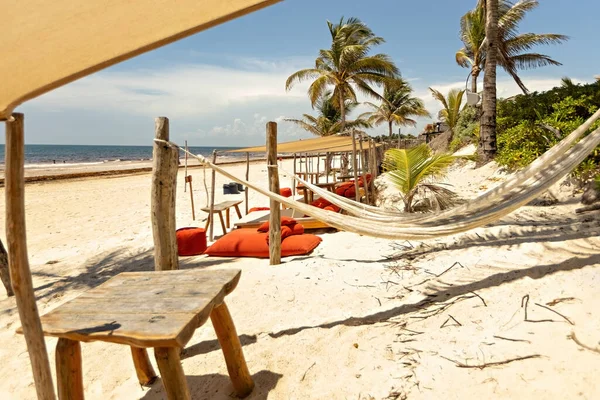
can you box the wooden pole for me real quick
[209,150,217,241]
[358,134,369,205]
[5,113,56,400]
[266,122,281,265]
[154,347,191,400]
[185,176,195,220]
[316,153,320,184]
[245,152,250,215]
[56,338,84,400]
[351,130,359,202]
[151,117,179,271]
[0,239,13,296]
[184,140,188,193]
[292,153,297,195]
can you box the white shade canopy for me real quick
[0,0,280,120]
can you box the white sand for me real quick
[0,159,599,399]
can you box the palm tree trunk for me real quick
[388,121,393,138]
[0,239,13,297]
[339,91,346,134]
[478,0,498,164]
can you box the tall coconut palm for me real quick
[285,17,399,133]
[360,79,430,138]
[479,0,499,163]
[429,88,465,136]
[285,92,370,136]
[456,0,568,94]
[382,144,457,212]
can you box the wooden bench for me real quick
[201,200,243,235]
[21,269,253,400]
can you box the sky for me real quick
[8,0,600,147]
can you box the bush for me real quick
[450,105,480,152]
[496,80,600,182]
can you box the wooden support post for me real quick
[210,302,254,397]
[266,122,281,265]
[56,338,83,400]
[0,239,13,296]
[245,152,250,215]
[292,153,297,195]
[184,140,188,193]
[154,347,191,400]
[351,130,359,202]
[209,151,217,241]
[5,113,56,400]
[185,176,195,221]
[151,117,179,271]
[358,134,369,204]
[316,153,320,183]
[131,347,157,386]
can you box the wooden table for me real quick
[201,200,243,234]
[24,269,253,400]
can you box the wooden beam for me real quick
[209,151,217,241]
[210,302,254,397]
[5,113,56,400]
[154,347,191,400]
[245,152,250,215]
[266,122,281,265]
[351,130,359,202]
[0,239,13,296]
[56,338,83,400]
[358,134,369,205]
[292,153,297,195]
[151,117,179,271]
[131,347,157,386]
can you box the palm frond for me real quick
[285,69,321,91]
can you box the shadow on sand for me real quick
[140,370,282,400]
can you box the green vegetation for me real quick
[284,91,370,136]
[495,80,600,181]
[456,0,568,94]
[450,105,480,152]
[382,144,457,212]
[360,78,430,138]
[429,88,465,140]
[285,17,398,133]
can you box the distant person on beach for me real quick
[53,160,56,164]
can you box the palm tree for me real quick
[360,79,430,138]
[285,17,399,133]
[456,0,568,94]
[382,144,457,212]
[285,92,370,136]
[480,0,499,163]
[429,88,465,136]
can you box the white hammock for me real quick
[157,109,600,240]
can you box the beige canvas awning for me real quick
[226,135,377,154]
[0,0,280,120]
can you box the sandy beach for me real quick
[0,159,599,399]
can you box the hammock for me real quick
[157,109,600,240]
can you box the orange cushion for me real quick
[257,217,297,232]
[291,223,305,235]
[204,229,321,258]
[266,225,293,244]
[281,234,322,256]
[323,205,341,212]
[248,207,270,213]
[280,187,293,197]
[335,182,354,196]
[176,227,207,256]
[204,229,269,258]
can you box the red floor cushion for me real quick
[176,227,207,256]
[204,229,321,258]
[257,216,298,232]
[281,234,322,256]
[204,229,269,258]
[280,187,293,197]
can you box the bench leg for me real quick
[234,205,242,219]
[226,209,231,229]
[154,347,191,400]
[131,347,157,386]
[218,211,227,234]
[210,302,254,397]
[56,338,84,400]
[204,216,210,231]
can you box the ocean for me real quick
[0,144,246,167]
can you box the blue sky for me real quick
[11,0,600,146]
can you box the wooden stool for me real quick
[201,200,243,235]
